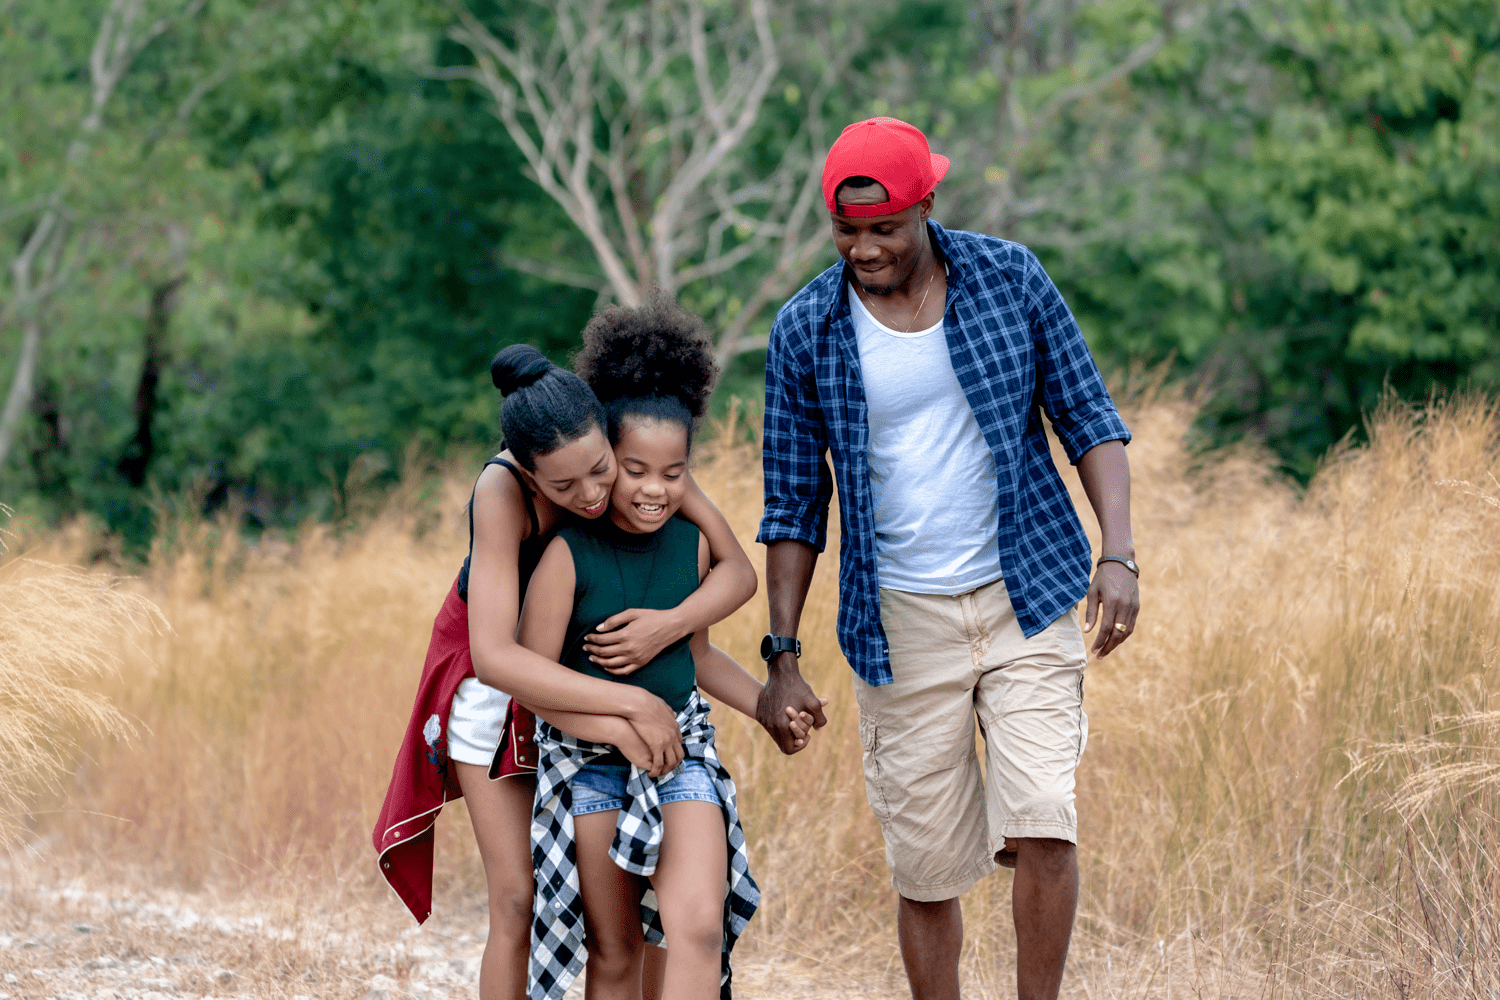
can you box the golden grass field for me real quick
[3,390,1498,998]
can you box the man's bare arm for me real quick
[1075,440,1138,657]
[759,540,828,751]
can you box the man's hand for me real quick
[756,654,828,754]
[584,608,683,675]
[1082,561,1139,658]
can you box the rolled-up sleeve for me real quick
[757,315,834,552]
[1025,252,1131,463]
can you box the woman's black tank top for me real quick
[456,457,550,604]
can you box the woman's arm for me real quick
[583,474,757,673]
[468,467,682,771]
[530,706,660,774]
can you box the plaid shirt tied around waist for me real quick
[757,221,1131,686]
[529,688,759,1000]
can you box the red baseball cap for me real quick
[822,117,950,218]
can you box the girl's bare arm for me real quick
[686,533,815,745]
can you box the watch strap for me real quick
[760,633,801,661]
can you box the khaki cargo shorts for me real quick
[852,578,1088,902]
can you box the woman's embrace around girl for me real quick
[375,303,819,999]
[517,300,807,1000]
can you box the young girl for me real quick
[374,344,763,1000]
[518,302,790,1000]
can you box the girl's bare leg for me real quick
[649,802,728,1000]
[575,809,647,1000]
[454,764,536,1000]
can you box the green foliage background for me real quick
[2,0,1497,544]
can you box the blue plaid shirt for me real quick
[757,221,1131,686]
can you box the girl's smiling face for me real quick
[526,424,616,518]
[608,417,690,533]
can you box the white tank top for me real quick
[849,282,1003,595]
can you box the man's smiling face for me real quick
[830,181,935,296]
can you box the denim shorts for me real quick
[569,759,722,816]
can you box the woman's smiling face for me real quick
[527,424,616,518]
[608,417,690,533]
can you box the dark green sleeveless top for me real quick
[556,514,701,714]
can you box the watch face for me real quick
[760,634,774,661]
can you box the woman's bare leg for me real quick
[642,946,667,1000]
[455,764,536,1000]
[574,809,647,1000]
[649,802,727,1000]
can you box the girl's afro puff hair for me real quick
[572,296,719,419]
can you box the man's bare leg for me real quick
[897,896,962,1000]
[1012,838,1078,1000]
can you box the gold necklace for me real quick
[904,267,937,333]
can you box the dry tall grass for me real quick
[5,392,1498,997]
[0,522,164,846]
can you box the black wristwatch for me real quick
[760,633,801,662]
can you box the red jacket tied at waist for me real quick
[373,577,475,924]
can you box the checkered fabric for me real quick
[757,221,1132,686]
[529,688,759,1000]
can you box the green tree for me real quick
[1056,0,1500,472]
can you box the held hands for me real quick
[584,608,681,675]
[781,702,828,751]
[1082,561,1140,658]
[756,654,829,754]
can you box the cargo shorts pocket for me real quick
[858,714,894,827]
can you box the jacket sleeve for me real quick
[756,310,834,552]
[1025,250,1131,463]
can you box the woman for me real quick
[374,345,758,1000]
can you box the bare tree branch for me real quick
[176,59,236,122]
[963,0,1198,235]
[441,0,824,358]
[494,250,606,292]
[1,0,200,474]
[1034,27,1177,126]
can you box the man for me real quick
[753,117,1139,1000]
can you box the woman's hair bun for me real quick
[490,344,555,395]
[573,297,719,419]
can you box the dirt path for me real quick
[0,869,907,1000]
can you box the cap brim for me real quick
[931,153,950,184]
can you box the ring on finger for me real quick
[1113,622,1127,632]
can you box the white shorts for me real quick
[448,677,512,766]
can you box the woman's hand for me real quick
[624,690,685,774]
[584,607,686,675]
[612,726,676,778]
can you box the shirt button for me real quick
[382,862,390,869]
[552,900,562,910]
